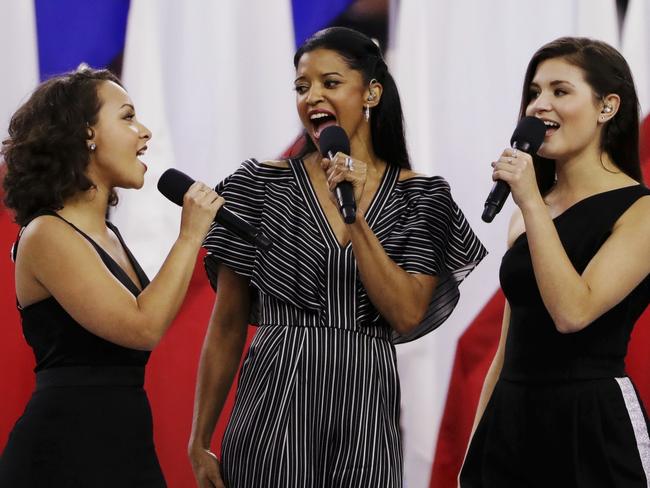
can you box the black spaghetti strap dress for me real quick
[461,185,650,487]
[0,211,166,487]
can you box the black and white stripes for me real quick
[203,158,486,487]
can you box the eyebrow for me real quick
[294,71,344,83]
[120,103,135,110]
[530,80,576,88]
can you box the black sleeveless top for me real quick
[13,211,151,372]
[500,185,650,382]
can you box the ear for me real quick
[365,79,383,108]
[598,93,620,123]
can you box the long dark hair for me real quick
[519,37,641,194]
[293,27,411,169]
[2,67,122,225]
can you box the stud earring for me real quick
[602,105,613,113]
[89,142,97,152]
[364,104,370,122]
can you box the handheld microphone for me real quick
[481,116,547,223]
[157,168,272,251]
[319,126,356,224]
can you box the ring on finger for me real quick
[511,148,518,159]
[345,156,354,171]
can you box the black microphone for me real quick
[481,116,547,223]
[319,126,356,224]
[157,168,272,251]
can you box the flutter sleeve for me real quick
[388,177,487,344]
[202,159,266,289]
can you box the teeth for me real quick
[543,120,559,128]
[310,113,331,120]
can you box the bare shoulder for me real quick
[398,168,426,181]
[260,159,290,169]
[19,215,96,266]
[506,208,525,248]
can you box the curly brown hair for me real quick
[2,67,123,225]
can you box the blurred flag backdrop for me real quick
[1,1,648,487]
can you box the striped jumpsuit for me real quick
[203,159,486,487]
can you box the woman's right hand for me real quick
[179,181,225,244]
[189,445,225,488]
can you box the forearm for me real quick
[521,198,592,332]
[134,235,203,343]
[348,211,435,334]
[190,320,248,448]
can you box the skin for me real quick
[459,57,650,484]
[189,48,439,487]
[15,80,224,350]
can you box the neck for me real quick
[551,141,621,196]
[58,185,112,234]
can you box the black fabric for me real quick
[461,185,650,487]
[0,210,165,487]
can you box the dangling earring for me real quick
[364,104,370,122]
[89,142,97,152]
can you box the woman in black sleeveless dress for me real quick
[460,38,650,487]
[0,67,223,487]
[189,27,487,488]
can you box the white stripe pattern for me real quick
[616,377,650,486]
[202,159,486,486]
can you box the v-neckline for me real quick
[292,158,395,250]
[56,214,146,294]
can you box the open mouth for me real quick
[309,111,338,139]
[541,119,560,136]
[136,146,148,157]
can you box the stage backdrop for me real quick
[1,1,649,488]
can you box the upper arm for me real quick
[207,263,251,337]
[17,217,150,348]
[580,196,650,317]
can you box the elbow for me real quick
[129,320,165,351]
[391,309,426,337]
[553,312,589,334]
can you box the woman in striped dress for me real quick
[189,27,486,488]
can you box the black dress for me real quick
[0,211,166,487]
[203,159,487,487]
[461,185,650,487]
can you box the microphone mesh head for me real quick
[319,126,350,157]
[510,116,547,154]
[157,168,195,206]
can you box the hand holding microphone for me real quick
[158,168,273,251]
[178,181,225,245]
[319,126,358,224]
[482,116,547,222]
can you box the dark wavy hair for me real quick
[2,67,122,225]
[519,37,641,194]
[293,27,411,169]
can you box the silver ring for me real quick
[345,156,354,171]
[511,148,518,159]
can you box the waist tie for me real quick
[36,366,145,390]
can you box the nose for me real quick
[305,85,324,105]
[527,92,552,115]
[139,122,152,141]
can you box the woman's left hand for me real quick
[491,148,541,209]
[322,151,367,205]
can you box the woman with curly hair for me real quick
[0,67,223,487]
